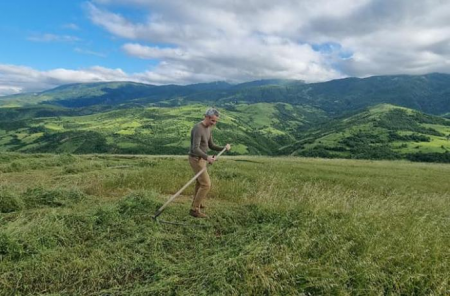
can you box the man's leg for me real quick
[189,156,211,217]
[194,179,200,200]
[193,167,211,209]
[193,180,206,209]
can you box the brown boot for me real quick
[189,209,208,218]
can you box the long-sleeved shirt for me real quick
[189,122,224,160]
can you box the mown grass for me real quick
[1,153,450,295]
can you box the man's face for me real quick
[205,115,219,127]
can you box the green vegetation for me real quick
[1,103,450,162]
[287,104,450,162]
[1,153,450,294]
[2,73,450,115]
[0,103,326,156]
[2,74,450,162]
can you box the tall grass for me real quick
[1,153,450,295]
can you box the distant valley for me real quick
[1,73,449,162]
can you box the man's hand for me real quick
[225,143,231,151]
[207,156,216,164]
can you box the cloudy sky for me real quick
[1,0,450,96]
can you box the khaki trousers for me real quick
[188,156,211,210]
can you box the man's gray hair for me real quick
[205,108,220,117]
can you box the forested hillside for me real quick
[1,74,450,162]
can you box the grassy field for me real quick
[1,153,450,295]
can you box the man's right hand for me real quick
[207,156,216,164]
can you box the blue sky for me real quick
[0,0,154,73]
[0,0,449,95]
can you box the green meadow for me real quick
[1,153,450,295]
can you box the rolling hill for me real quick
[1,73,450,162]
[0,103,327,155]
[1,73,450,115]
[284,104,450,162]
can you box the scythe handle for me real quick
[153,147,227,219]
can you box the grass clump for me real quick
[23,187,87,208]
[0,189,24,213]
[118,190,160,216]
[0,233,26,260]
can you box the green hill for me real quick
[1,103,449,162]
[0,103,327,155]
[1,73,450,115]
[0,79,303,109]
[2,73,450,162]
[0,82,149,108]
[285,104,450,162]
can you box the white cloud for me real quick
[0,86,23,96]
[27,33,81,43]
[0,62,230,96]
[85,0,450,81]
[4,0,450,95]
[74,47,107,58]
[0,64,143,96]
[62,23,80,30]
[86,3,140,39]
[122,43,189,60]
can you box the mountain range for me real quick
[0,73,449,162]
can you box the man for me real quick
[188,108,231,218]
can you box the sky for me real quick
[1,0,450,96]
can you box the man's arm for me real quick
[192,127,209,160]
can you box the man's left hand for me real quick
[225,144,231,151]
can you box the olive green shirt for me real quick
[189,122,224,160]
